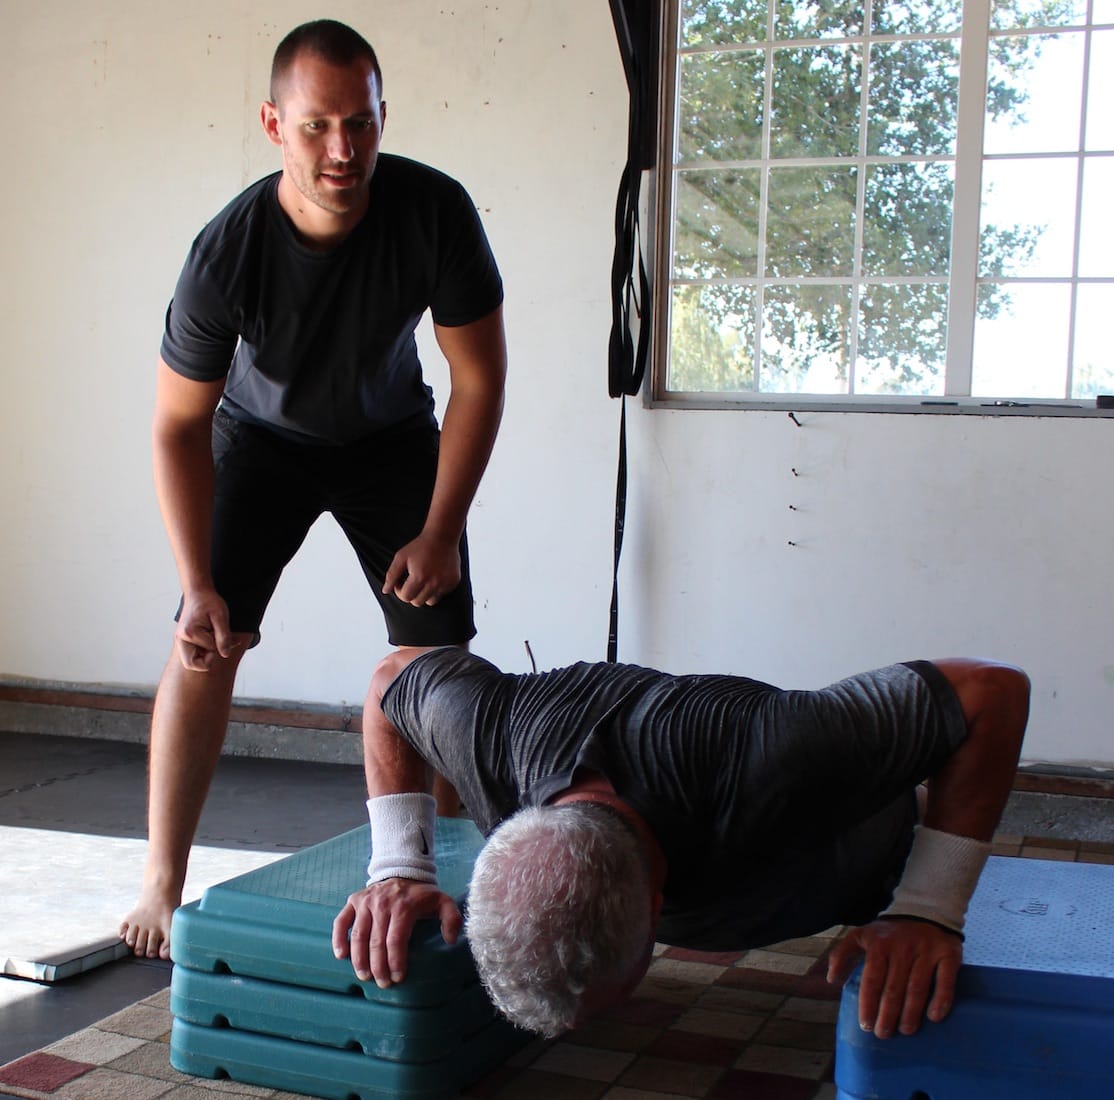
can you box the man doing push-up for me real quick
[332,648,1029,1040]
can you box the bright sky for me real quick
[976,20,1112,396]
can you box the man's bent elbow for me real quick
[972,662,1030,744]
[937,659,1030,756]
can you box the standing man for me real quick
[120,19,506,960]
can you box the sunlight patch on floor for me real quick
[0,826,282,980]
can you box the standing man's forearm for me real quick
[383,305,507,605]
[152,359,233,667]
[154,432,214,593]
[424,371,504,544]
[152,360,226,589]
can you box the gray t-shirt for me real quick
[382,650,968,950]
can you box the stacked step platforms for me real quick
[169,818,531,1099]
[835,856,1114,1100]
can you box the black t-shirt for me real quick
[160,156,503,444]
[381,649,969,950]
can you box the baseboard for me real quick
[0,679,361,766]
[2,679,1112,793]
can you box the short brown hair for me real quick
[270,19,383,104]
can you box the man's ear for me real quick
[260,101,282,147]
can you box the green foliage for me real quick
[670,0,1070,394]
[669,285,755,392]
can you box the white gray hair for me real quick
[464,801,652,1037]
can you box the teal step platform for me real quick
[171,819,485,1006]
[170,818,531,1098]
[170,1016,525,1100]
[835,856,1114,1100]
[170,966,500,1062]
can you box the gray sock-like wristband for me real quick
[881,825,990,934]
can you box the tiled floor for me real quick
[2,839,1113,1099]
[0,927,846,1100]
[1,730,1112,1099]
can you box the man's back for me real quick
[380,649,968,949]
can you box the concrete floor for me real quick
[998,789,1114,843]
[1,729,1111,1095]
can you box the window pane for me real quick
[972,282,1071,397]
[1078,158,1114,277]
[985,33,1085,154]
[760,285,851,394]
[775,0,863,38]
[1073,284,1114,398]
[872,0,962,35]
[863,163,954,277]
[857,284,948,395]
[771,45,861,157]
[678,51,766,162]
[674,170,762,279]
[668,284,756,392]
[766,167,857,276]
[868,39,960,156]
[663,1,1107,404]
[979,158,1078,277]
[1086,31,1114,151]
[990,0,1088,31]
[681,0,768,46]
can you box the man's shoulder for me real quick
[190,173,280,258]
[372,154,471,205]
[375,153,462,186]
[387,648,499,704]
[404,647,499,683]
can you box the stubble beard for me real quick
[291,159,371,217]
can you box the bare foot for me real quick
[119,889,180,960]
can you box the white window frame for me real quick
[650,0,1114,416]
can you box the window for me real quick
[654,0,1114,409]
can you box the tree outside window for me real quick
[658,0,1114,406]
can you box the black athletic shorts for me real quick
[175,406,476,648]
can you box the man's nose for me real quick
[326,128,354,161]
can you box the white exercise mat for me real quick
[0,826,283,981]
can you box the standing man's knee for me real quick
[159,632,251,698]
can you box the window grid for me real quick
[656,0,1114,408]
[976,12,1104,399]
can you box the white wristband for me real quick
[365,793,438,886]
[881,825,991,936]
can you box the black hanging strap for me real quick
[607,0,659,662]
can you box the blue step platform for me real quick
[835,856,1114,1100]
[169,818,531,1098]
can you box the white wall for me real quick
[1,1,1111,767]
